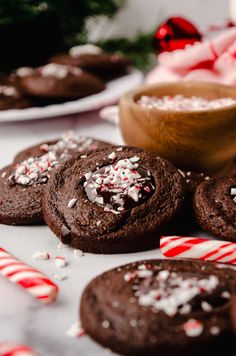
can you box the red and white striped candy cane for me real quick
[160,236,236,265]
[0,342,37,356]
[0,247,58,304]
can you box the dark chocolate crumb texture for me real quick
[42,146,186,253]
[80,259,236,356]
[0,132,110,225]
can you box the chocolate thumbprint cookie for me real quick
[80,259,236,355]
[42,146,186,253]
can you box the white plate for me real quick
[0,68,143,122]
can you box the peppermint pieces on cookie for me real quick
[43,146,186,253]
[80,259,236,355]
[84,156,154,213]
[0,132,110,225]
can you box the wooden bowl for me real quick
[119,81,236,174]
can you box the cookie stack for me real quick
[0,133,236,354]
[0,44,130,110]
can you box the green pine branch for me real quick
[0,0,156,70]
[99,32,155,70]
[0,0,126,45]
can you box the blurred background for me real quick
[88,0,228,40]
[0,0,230,72]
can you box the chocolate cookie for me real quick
[0,133,110,225]
[80,259,236,356]
[0,84,32,110]
[15,63,105,100]
[50,44,131,80]
[13,133,109,164]
[194,175,236,241]
[42,146,186,253]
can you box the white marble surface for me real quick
[0,109,213,356]
[0,112,166,356]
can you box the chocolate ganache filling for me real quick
[84,156,155,213]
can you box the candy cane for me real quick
[160,236,236,265]
[0,247,58,304]
[0,342,37,356]
[66,322,86,338]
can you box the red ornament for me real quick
[153,16,202,53]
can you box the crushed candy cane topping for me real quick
[40,63,82,79]
[53,273,68,281]
[230,187,236,203]
[55,256,67,268]
[67,198,77,208]
[66,321,85,338]
[137,95,236,111]
[209,326,220,335]
[16,67,34,76]
[8,131,99,186]
[69,44,102,57]
[183,319,204,337]
[73,249,84,257]
[0,85,18,97]
[124,264,220,317]
[84,156,154,212]
[16,64,82,79]
[32,251,50,260]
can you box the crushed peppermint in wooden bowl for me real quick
[137,95,236,111]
